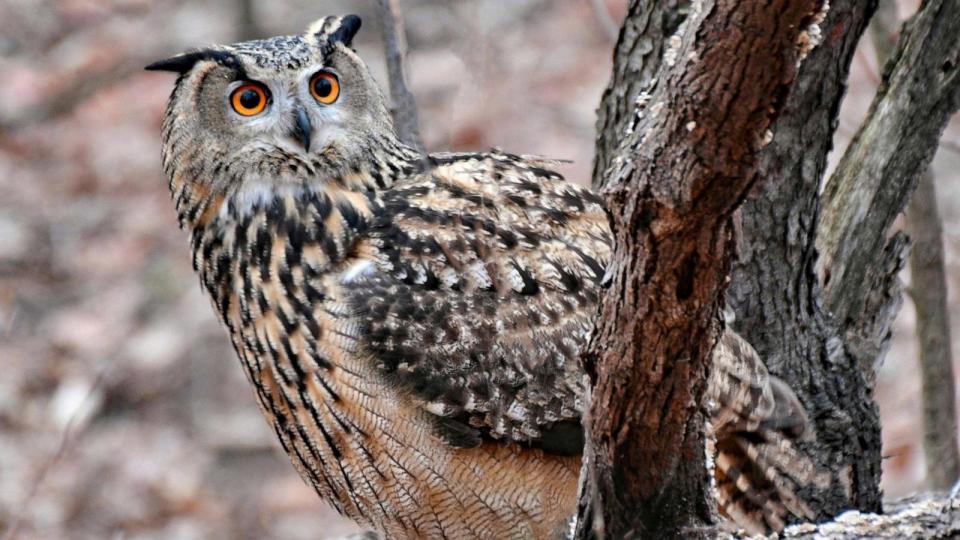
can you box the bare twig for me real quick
[1,369,108,540]
[588,0,619,43]
[375,0,425,153]
[729,0,884,520]
[236,0,262,40]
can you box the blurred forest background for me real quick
[0,0,957,538]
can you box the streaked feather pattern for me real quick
[157,14,825,538]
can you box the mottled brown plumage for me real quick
[151,14,823,538]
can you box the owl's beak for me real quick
[292,107,312,151]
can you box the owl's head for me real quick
[149,15,410,228]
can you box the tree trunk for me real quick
[869,0,960,493]
[908,171,960,489]
[728,0,885,520]
[575,1,825,537]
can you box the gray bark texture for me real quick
[871,0,960,494]
[816,0,960,372]
[726,0,885,521]
[729,494,960,539]
[574,0,825,537]
[591,0,688,190]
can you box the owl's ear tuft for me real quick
[330,15,362,47]
[145,49,243,75]
[146,51,208,73]
[308,15,362,48]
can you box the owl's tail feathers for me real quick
[714,426,831,535]
[708,331,830,535]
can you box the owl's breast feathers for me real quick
[190,150,820,537]
[352,152,612,453]
[189,151,609,536]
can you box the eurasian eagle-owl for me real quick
[148,14,822,538]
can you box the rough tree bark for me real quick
[870,0,960,493]
[816,0,960,372]
[373,0,960,535]
[728,0,884,521]
[591,0,687,190]
[574,1,825,537]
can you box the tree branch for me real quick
[907,170,960,489]
[866,0,960,489]
[591,0,688,190]
[816,0,960,368]
[728,0,884,521]
[775,494,960,539]
[375,0,425,153]
[576,1,824,537]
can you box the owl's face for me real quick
[150,15,399,226]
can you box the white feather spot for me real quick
[341,260,376,284]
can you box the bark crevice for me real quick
[576,1,824,537]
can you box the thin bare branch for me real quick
[867,0,960,491]
[907,171,960,489]
[588,0,619,43]
[375,0,425,153]
[236,0,262,40]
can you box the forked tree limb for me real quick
[575,1,825,537]
[867,0,960,492]
[816,0,960,363]
[728,0,884,522]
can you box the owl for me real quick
[148,15,824,538]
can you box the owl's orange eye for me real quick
[230,83,269,116]
[309,71,340,104]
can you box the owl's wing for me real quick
[708,330,829,534]
[341,152,611,454]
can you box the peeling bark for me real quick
[575,1,824,537]
[817,0,960,371]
